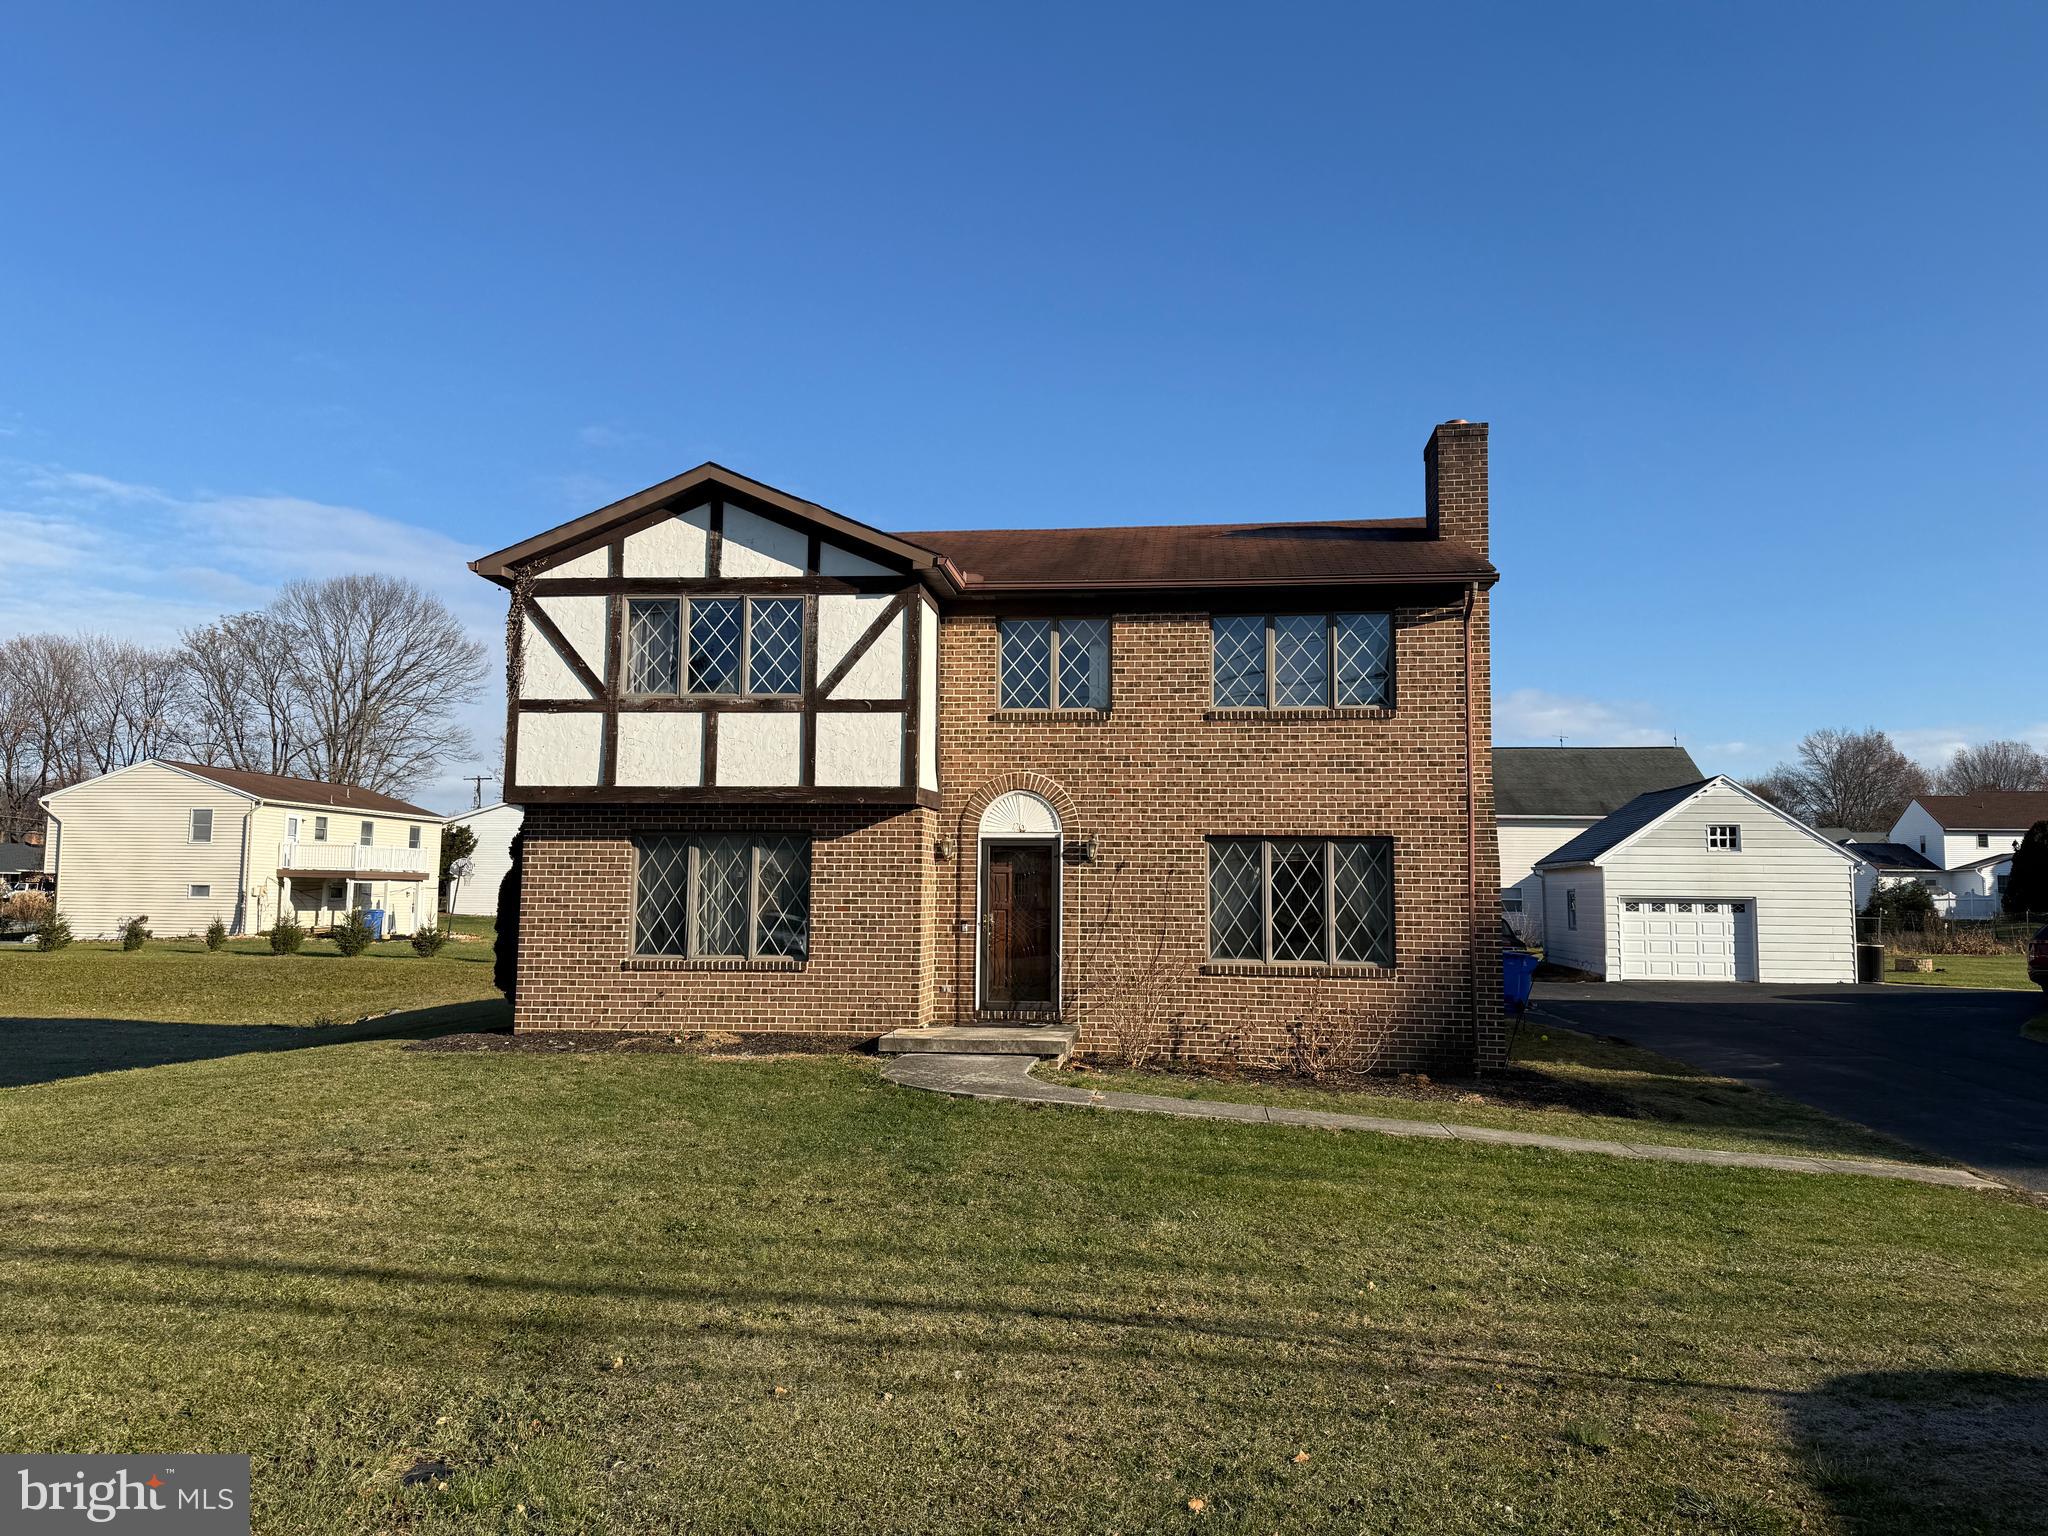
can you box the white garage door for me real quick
[1618,899,1756,982]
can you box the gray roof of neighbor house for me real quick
[1534,779,1716,867]
[0,841,43,874]
[1842,841,1942,872]
[1912,791,2048,831]
[1493,746,1705,818]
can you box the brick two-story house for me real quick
[470,420,1504,1070]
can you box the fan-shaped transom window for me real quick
[979,791,1061,839]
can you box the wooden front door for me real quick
[983,843,1056,1008]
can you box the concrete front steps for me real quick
[878,1025,1075,1063]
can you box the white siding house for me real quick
[41,760,444,939]
[445,802,523,916]
[1535,777,1860,983]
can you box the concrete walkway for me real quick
[881,1052,2003,1190]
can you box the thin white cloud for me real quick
[1494,688,1676,749]
[577,424,636,449]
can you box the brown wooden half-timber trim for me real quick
[706,500,725,580]
[525,574,909,596]
[517,697,909,715]
[815,590,910,700]
[524,602,607,699]
[509,784,942,808]
[703,707,719,785]
[902,588,923,792]
[603,539,625,788]
[800,592,820,788]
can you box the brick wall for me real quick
[933,601,1502,1071]
[512,803,936,1035]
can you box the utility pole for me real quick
[463,774,491,810]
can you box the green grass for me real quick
[0,1042,2043,1533]
[1883,951,2035,989]
[1048,1025,1932,1165]
[0,932,499,1027]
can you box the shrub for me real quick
[1865,881,1936,935]
[205,917,228,951]
[2006,820,2048,918]
[410,921,449,959]
[494,832,523,1003]
[269,917,305,955]
[3,891,52,931]
[333,908,374,958]
[35,909,73,951]
[118,915,150,951]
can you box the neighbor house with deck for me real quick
[39,760,443,940]
[471,420,1505,1070]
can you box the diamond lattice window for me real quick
[635,833,812,960]
[688,598,744,694]
[693,835,751,957]
[1333,613,1393,707]
[998,620,1054,708]
[747,598,804,696]
[1205,836,1395,966]
[627,600,680,695]
[1207,841,1263,960]
[1332,839,1395,965]
[1210,616,1267,707]
[634,835,691,955]
[1057,618,1110,710]
[755,836,811,959]
[1269,839,1327,961]
[1272,617,1330,709]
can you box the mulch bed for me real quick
[1063,1059,1638,1119]
[405,1029,874,1057]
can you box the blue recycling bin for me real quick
[1502,949,1539,1013]
[365,908,386,940]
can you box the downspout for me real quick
[1463,584,1482,1066]
[237,804,255,936]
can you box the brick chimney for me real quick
[1423,419,1488,558]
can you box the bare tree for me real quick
[179,613,306,773]
[271,574,490,793]
[1935,740,2048,795]
[1758,728,1930,830]
[72,635,188,774]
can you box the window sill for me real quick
[620,957,808,973]
[1203,707,1395,723]
[1199,961,1396,979]
[989,708,1111,723]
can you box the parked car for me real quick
[2030,925,2048,993]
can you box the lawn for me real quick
[0,1040,2043,1534]
[1049,1024,1933,1166]
[1882,951,2036,990]
[0,923,500,1027]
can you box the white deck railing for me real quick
[278,841,430,875]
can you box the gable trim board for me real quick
[1535,777,1860,983]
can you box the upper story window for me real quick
[1211,613,1392,710]
[1977,833,1991,848]
[634,833,811,960]
[1706,824,1741,851]
[998,618,1109,710]
[188,808,213,843]
[408,826,422,850]
[359,821,375,846]
[627,596,804,699]
[1207,836,1394,967]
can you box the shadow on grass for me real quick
[1793,1370,2048,1535]
[0,999,508,1088]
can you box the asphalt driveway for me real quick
[1531,981,2048,1193]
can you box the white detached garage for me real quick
[1533,777,1860,983]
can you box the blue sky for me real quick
[4,2,2043,810]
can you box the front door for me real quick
[983,843,1056,1008]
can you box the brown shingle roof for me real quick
[1914,791,2048,831]
[163,761,439,818]
[901,519,1493,592]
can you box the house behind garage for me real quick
[1536,776,1860,982]
[1495,745,1703,942]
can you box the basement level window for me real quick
[1706,824,1741,851]
[189,884,210,899]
